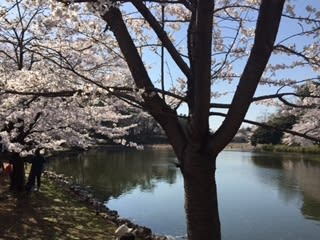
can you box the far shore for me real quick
[144,143,255,151]
[224,143,255,151]
[144,143,320,155]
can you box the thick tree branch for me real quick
[186,2,196,109]
[24,112,43,139]
[102,7,187,160]
[1,89,80,97]
[188,0,214,144]
[11,112,42,144]
[210,0,285,154]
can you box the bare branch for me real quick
[209,92,320,110]
[132,0,191,79]
[210,112,320,143]
[274,44,320,68]
[212,19,242,79]
[1,89,80,97]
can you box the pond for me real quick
[48,147,320,239]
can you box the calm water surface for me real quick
[49,148,320,239]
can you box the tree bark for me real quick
[10,155,25,191]
[211,0,285,153]
[182,145,220,240]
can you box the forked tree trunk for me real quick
[10,156,25,191]
[182,147,221,240]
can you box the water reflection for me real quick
[48,149,320,239]
[283,159,320,221]
[49,148,178,200]
[251,152,320,222]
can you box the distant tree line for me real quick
[250,115,297,146]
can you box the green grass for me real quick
[257,144,320,155]
[0,173,118,240]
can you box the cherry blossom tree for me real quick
[38,0,320,239]
[0,0,138,190]
[37,0,320,240]
[282,82,320,146]
[2,0,320,238]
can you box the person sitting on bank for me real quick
[25,148,45,191]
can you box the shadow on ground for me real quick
[0,173,117,240]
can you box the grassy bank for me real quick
[255,144,320,154]
[0,173,118,240]
[224,143,255,151]
[224,143,320,156]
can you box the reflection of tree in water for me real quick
[251,153,320,222]
[251,152,287,169]
[282,160,320,221]
[48,148,178,200]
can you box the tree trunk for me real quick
[182,147,221,240]
[10,156,25,191]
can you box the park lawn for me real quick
[0,173,117,240]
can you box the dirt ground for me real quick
[0,171,117,240]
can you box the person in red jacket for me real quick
[5,163,12,175]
